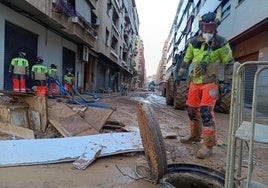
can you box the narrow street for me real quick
[0,91,267,188]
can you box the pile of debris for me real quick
[0,91,144,170]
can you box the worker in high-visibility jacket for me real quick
[178,12,234,159]
[63,68,75,96]
[9,51,29,93]
[47,64,58,97]
[31,56,48,96]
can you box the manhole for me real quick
[161,163,224,188]
[136,102,225,187]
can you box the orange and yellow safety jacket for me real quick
[182,34,233,84]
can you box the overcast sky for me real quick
[135,0,179,77]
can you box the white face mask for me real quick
[202,33,214,43]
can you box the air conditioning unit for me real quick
[82,46,89,62]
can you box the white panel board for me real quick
[0,132,143,167]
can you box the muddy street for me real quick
[0,91,267,188]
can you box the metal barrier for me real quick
[225,61,268,188]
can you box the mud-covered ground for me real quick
[0,91,267,188]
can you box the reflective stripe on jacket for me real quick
[32,64,48,80]
[10,57,29,75]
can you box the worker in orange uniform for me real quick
[178,12,234,159]
[47,64,58,97]
[63,68,75,97]
[31,56,48,96]
[9,51,29,93]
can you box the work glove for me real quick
[178,68,186,77]
[218,82,231,96]
[196,61,207,75]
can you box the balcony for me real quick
[1,0,97,48]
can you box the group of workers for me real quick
[9,52,75,97]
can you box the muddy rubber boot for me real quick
[180,119,202,144]
[197,135,215,159]
[180,135,201,143]
[196,145,212,159]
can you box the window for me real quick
[105,29,109,46]
[121,25,123,38]
[123,51,127,62]
[111,35,118,51]
[221,0,231,20]
[112,8,119,28]
[120,46,123,59]
[195,1,201,16]
[107,0,112,14]
[238,0,245,4]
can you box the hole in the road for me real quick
[161,172,223,188]
[160,164,225,188]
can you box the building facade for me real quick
[158,0,268,113]
[135,37,145,89]
[155,39,168,86]
[0,0,140,93]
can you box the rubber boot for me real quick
[196,145,212,159]
[196,135,215,159]
[181,118,202,144]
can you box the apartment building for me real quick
[0,0,140,92]
[94,0,139,91]
[135,36,145,89]
[155,39,168,86]
[159,0,268,113]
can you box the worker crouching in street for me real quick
[9,51,29,93]
[47,64,58,97]
[31,56,48,96]
[178,12,234,159]
[64,68,75,97]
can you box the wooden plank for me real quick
[49,114,98,137]
[0,132,143,167]
[0,90,35,97]
[47,102,76,120]
[83,106,114,131]
[73,144,102,170]
[48,119,72,137]
[0,122,34,139]
[121,125,140,132]
[48,102,98,137]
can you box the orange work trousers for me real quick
[12,78,26,92]
[187,82,218,141]
[36,86,47,96]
